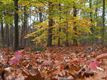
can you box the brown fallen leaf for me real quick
[96,53,107,61]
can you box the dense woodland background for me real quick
[0,0,107,50]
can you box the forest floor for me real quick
[0,45,107,80]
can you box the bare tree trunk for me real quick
[65,11,69,46]
[39,7,43,22]
[73,5,78,46]
[10,25,14,49]
[5,24,10,47]
[47,2,54,47]
[89,0,95,45]
[14,0,19,50]
[102,0,105,45]
[1,19,4,47]
[89,0,92,22]
[58,4,61,46]
[21,6,28,48]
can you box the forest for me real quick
[0,0,107,80]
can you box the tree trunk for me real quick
[5,24,10,47]
[65,11,69,46]
[89,0,92,22]
[102,0,105,45]
[94,0,98,44]
[89,0,94,44]
[1,19,4,47]
[47,2,54,47]
[14,0,19,50]
[21,6,28,48]
[10,25,14,49]
[73,5,78,46]
[39,7,43,22]
[58,4,61,46]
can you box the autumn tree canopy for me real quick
[0,0,106,48]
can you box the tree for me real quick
[21,6,28,48]
[73,2,78,46]
[102,0,105,45]
[58,3,61,46]
[5,24,10,47]
[0,2,4,47]
[39,7,43,22]
[0,17,4,47]
[89,0,94,44]
[65,9,69,46]
[14,0,19,50]
[47,1,54,47]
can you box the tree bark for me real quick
[5,24,10,47]
[65,11,69,46]
[89,0,94,45]
[73,5,78,46]
[14,0,19,50]
[1,19,4,47]
[39,7,43,22]
[47,2,54,47]
[102,0,105,45]
[10,25,14,48]
[58,4,61,46]
[21,6,28,48]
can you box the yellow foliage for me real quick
[79,18,92,27]
[19,1,30,6]
[31,2,45,7]
[34,20,48,29]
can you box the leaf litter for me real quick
[0,46,107,80]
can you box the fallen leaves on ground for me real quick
[0,46,107,80]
